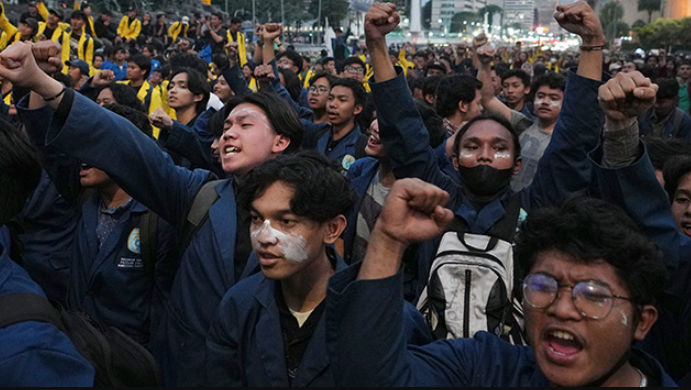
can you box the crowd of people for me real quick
[1,0,691,387]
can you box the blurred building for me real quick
[503,0,535,31]
[431,0,503,32]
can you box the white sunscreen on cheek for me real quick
[618,308,629,326]
[251,220,310,263]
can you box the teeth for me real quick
[225,146,239,154]
[551,331,575,341]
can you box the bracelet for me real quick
[43,85,67,102]
[580,45,605,51]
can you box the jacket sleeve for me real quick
[523,70,606,211]
[370,70,459,201]
[590,142,691,297]
[18,101,83,205]
[222,63,252,98]
[266,59,314,121]
[41,90,211,229]
[0,322,95,386]
[117,17,127,37]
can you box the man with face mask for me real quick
[361,1,606,306]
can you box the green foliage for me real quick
[600,1,625,42]
[634,17,691,50]
[309,0,349,27]
[638,0,661,24]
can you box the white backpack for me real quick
[417,195,525,343]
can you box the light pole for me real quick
[281,0,285,26]
[318,0,322,44]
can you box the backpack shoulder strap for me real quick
[0,293,65,332]
[179,179,223,254]
[672,108,684,137]
[487,193,523,242]
[354,133,369,160]
[139,211,158,283]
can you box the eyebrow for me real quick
[463,136,510,144]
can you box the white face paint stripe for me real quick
[494,152,511,159]
[251,220,310,263]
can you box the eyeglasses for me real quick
[522,273,633,320]
[308,86,330,95]
[344,66,365,74]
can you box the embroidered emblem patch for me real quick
[127,228,141,254]
[342,155,356,170]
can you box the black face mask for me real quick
[458,165,514,197]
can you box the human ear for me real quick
[271,134,291,154]
[633,304,658,341]
[323,215,347,245]
[512,157,522,175]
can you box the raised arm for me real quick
[366,3,458,197]
[2,41,211,229]
[474,34,511,121]
[524,0,605,210]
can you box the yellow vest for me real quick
[168,21,189,42]
[117,16,141,41]
[119,80,164,138]
[227,30,247,67]
[59,27,94,74]
[37,22,68,42]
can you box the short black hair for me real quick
[130,54,152,79]
[645,137,691,171]
[435,75,482,119]
[415,99,445,149]
[308,71,336,88]
[278,68,302,103]
[501,69,531,88]
[71,10,88,23]
[663,155,691,202]
[230,17,242,25]
[343,56,366,70]
[239,150,355,223]
[422,75,442,98]
[211,12,224,21]
[656,78,681,100]
[168,52,209,77]
[169,68,211,114]
[95,83,146,113]
[515,195,667,310]
[0,117,41,225]
[330,77,367,108]
[452,111,521,159]
[224,92,304,154]
[531,72,566,94]
[212,53,230,72]
[103,103,153,138]
[276,50,304,73]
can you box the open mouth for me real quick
[223,146,241,156]
[368,135,381,146]
[544,329,583,364]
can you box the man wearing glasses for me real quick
[325,179,674,386]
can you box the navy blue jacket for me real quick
[372,70,605,300]
[325,265,678,386]
[638,107,691,142]
[158,108,220,174]
[0,227,95,386]
[265,59,366,170]
[15,171,79,305]
[39,90,258,386]
[19,101,180,346]
[591,143,691,380]
[205,252,432,386]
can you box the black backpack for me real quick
[0,293,162,387]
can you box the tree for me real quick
[600,1,624,42]
[309,0,349,27]
[477,4,502,33]
[638,0,661,24]
[422,0,432,29]
[450,11,481,34]
[632,19,646,29]
[634,17,691,50]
